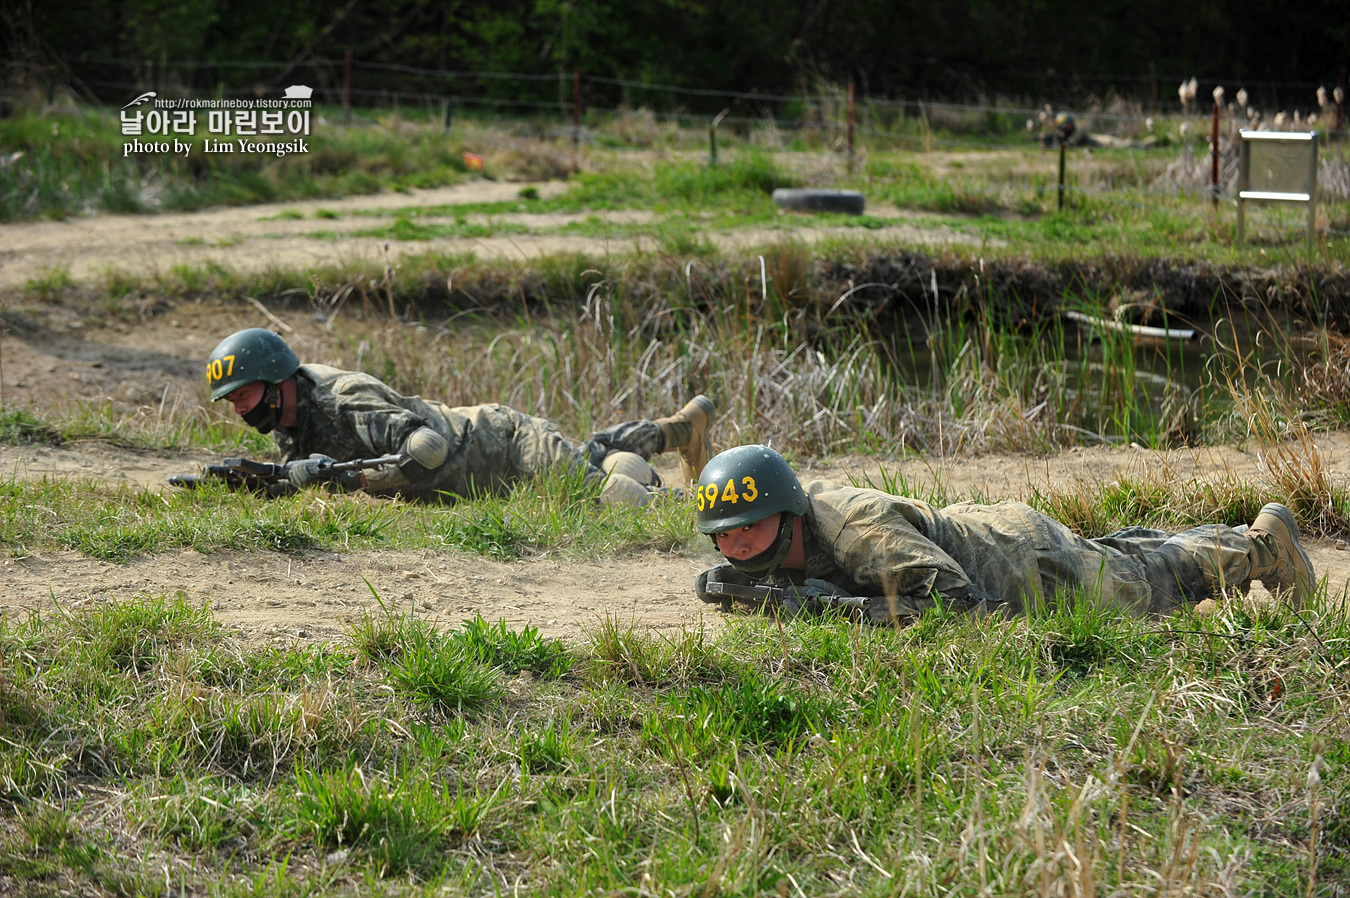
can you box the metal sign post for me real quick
[1236,130,1318,247]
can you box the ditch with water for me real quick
[888,307,1324,447]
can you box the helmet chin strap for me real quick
[723,513,796,579]
[241,382,284,434]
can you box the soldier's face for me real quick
[714,514,781,560]
[226,381,266,416]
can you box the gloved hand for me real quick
[285,453,337,488]
[695,564,753,605]
[802,578,851,598]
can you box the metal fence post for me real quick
[710,108,729,166]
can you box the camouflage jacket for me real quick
[778,481,1096,615]
[273,364,588,500]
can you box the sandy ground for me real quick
[0,188,1345,647]
[4,423,1346,648]
[0,178,984,292]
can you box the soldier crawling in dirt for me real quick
[204,328,715,506]
[693,445,1316,622]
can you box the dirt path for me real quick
[3,426,1347,648]
[0,179,982,292]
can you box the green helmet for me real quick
[695,444,808,535]
[205,328,300,401]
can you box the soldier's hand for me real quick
[695,564,751,605]
[286,453,337,487]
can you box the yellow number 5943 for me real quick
[699,475,758,511]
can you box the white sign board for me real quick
[1237,130,1318,246]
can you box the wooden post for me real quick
[1211,100,1220,208]
[1236,136,1248,246]
[442,98,451,134]
[1338,67,1347,132]
[1057,139,1066,211]
[1308,133,1318,247]
[847,79,855,173]
[1148,61,1156,115]
[344,50,352,124]
[572,69,581,147]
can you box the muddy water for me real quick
[891,311,1321,444]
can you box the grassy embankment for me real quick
[1,587,1346,895]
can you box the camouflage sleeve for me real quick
[328,384,430,492]
[826,490,975,603]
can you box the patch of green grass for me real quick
[286,762,490,875]
[128,774,264,852]
[454,614,571,677]
[0,443,694,563]
[353,214,532,241]
[0,591,1345,891]
[0,108,469,221]
[23,264,73,302]
[0,408,63,445]
[0,804,106,882]
[519,720,575,774]
[385,632,505,714]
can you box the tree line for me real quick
[3,0,1347,113]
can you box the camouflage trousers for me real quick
[1082,523,1259,614]
[506,415,664,487]
[580,421,665,471]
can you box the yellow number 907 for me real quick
[205,354,236,383]
[698,475,758,511]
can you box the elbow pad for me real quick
[399,426,449,477]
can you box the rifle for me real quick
[701,577,896,624]
[169,454,407,496]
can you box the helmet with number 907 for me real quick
[695,444,809,535]
[205,328,300,401]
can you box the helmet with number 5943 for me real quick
[204,328,300,401]
[695,445,808,535]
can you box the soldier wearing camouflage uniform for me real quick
[694,445,1316,621]
[204,328,715,506]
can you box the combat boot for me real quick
[655,395,715,485]
[1247,502,1315,608]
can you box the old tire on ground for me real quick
[771,188,865,215]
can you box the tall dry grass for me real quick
[300,257,1123,460]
